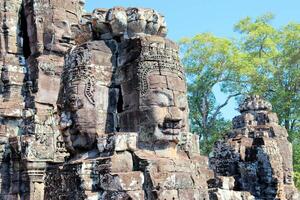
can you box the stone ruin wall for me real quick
[0,0,84,199]
[0,1,298,200]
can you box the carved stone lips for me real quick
[159,120,182,135]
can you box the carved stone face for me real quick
[117,37,189,144]
[44,18,75,53]
[58,41,115,153]
[132,39,189,143]
[59,65,97,153]
[43,0,84,53]
[139,71,189,143]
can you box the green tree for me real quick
[234,14,300,188]
[180,13,300,186]
[179,33,252,154]
[234,14,300,135]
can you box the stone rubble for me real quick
[0,1,298,200]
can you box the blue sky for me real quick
[85,0,300,119]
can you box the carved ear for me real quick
[84,77,95,106]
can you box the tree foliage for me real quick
[180,14,300,186]
[234,16,300,187]
[179,34,247,154]
[234,14,300,134]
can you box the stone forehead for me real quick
[136,38,184,96]
[138,64,182,96]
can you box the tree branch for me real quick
[209,93,241,127]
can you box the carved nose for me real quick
[62,33,72,43]
[62,25,73,42]
[167,107,183,122]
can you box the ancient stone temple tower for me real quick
[209,95,299,200]
[44,7,212,200]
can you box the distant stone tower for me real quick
[209,95,299,200]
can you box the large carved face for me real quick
[44,18,75,53]
[59,61,97,152]
[58,41,115,153]
[118,38,189,144]
[139,71,189,143]
[136,42,189,143]
[43,1,84,54]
